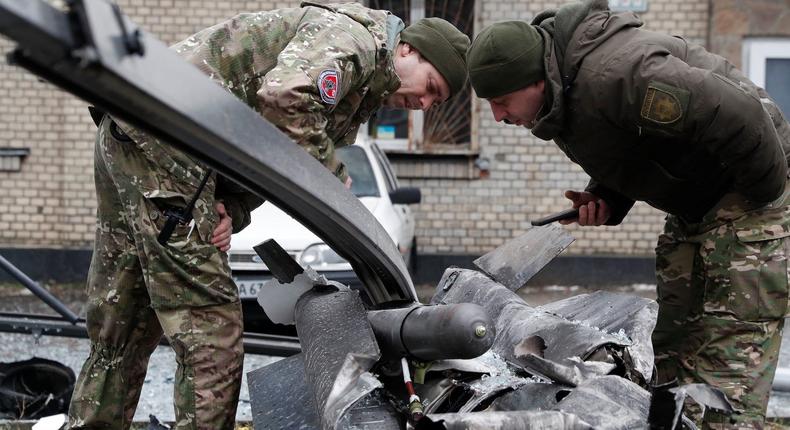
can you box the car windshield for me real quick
[336,146,379,198]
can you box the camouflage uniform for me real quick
[654,185,790,428]
[68,3,404,429]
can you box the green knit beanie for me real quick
[467,21,545,98]
[400,18,470,96]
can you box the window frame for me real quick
[365,0,480,155]
[742,37,790,88]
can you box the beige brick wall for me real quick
[0,36,95,248]
[0,0,737,260]
[0,0,308,249]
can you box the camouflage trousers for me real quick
[68,118,244,430]
[653,185,790,429]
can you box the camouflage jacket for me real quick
[175,2,402,180]
[531,0,790,224]
[120,2,403,231]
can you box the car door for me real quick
[369,142,416,258]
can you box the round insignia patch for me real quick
[318,70,339,105]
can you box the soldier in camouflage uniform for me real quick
[466,0,790,427]
[67,3,469,429]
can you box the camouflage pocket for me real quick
[702,216,790,322]
[143,187,218,245]
[143,190,192,242]
[143,194,236,308]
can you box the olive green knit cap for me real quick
[467,21,545,98]
[400,18,470,97]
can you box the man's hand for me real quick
[559,190,611,226]
[344,176,353,190]
[211,202,233,252]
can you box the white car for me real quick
[228,137,419,332]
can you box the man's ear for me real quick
[398,42,415,57]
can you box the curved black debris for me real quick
[0,357,75,419]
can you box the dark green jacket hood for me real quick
[531,0,643,141]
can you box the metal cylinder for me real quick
[368,303,494,361]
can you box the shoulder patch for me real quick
[318,69,339,105]
[640,81,689,125]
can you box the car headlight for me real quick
[299,243,348,268]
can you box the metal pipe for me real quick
[401,357,424,422]
[0,255,80,323]
[0,312,301,356]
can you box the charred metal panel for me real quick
[251,288,403,429]
[488,383,570,412]
[552,376,650,429]
[431,269,631,369]
[540,291,657,382]
[267,287,401,429]
[516,354,616,387]
[416,411,593,429]
[248,355,319,429]
[473,224,574,291]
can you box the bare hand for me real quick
[211,202,233,252]
[344,176,353,190]
[559,190,611,226]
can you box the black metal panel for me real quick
[0,0,415,305]
[254,239,304,284]
[0,0,77,61]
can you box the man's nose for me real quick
[420,95,434,111]
[491,105,507,122]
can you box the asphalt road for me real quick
[1,283,790,423]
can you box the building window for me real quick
[743,38,790,116]
[367,0,476,153]
[0,148,30,172]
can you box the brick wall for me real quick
[710,0,790,69]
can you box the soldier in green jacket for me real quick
[68,3,469,429]
[467,0,790,427]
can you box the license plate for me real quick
[234,277,270,299]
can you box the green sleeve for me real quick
[215,175,265,233]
